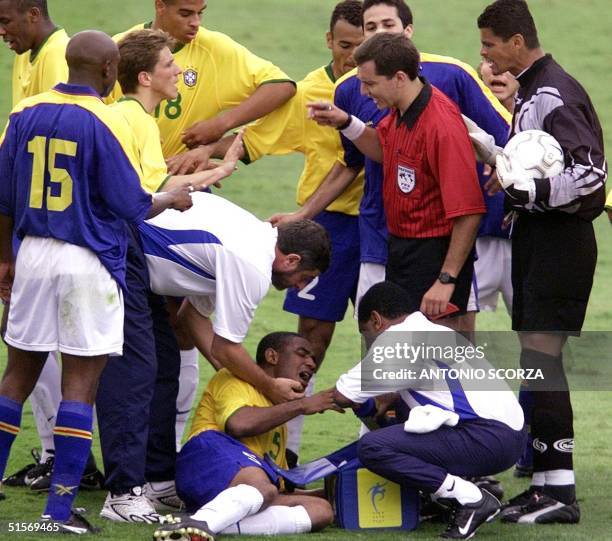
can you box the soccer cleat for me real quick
[153,516,216,541]
[3,448,41,487]
[40,509,101,535]
[501,491,580,524]
[144,481,185,513]
[469,476,504,502]
[31,452,104,492]
[100,486,164,523]
[27,455,55,492]
[440,489,501,539]
[499,486,538,520]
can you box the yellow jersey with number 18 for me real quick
[12,27,69,107]
[110,25,294,157]
[242,65,364,215]
[188,368,288,469]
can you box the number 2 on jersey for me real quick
[28,136,77,211]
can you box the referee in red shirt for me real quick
[309,32,485,324]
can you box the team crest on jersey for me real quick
[397,164,416,193]
[183,68,198,87]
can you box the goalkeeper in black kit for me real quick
[477,0,606,525]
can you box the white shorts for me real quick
[5,237,124,356]
[354,262,386,319]
[467,279,478,312]
[474,237,513,314]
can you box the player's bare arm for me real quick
[182,81,296,148]
[420,214,482,318]
[148,184,194,217]
[211,336,305,404]
[0,214,14,303]
[307,101,383,162]
[225,389,343,439]
[163,129,244,190]
[269,161,360,226]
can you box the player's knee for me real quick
[307,499,334,532]
[357,431,385,467]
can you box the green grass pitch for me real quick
[0,1,611,539]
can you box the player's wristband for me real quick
[336,114,352,131]
[340,115,366,141]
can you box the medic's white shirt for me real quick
[138,192,277,343]
[336,312,524,431]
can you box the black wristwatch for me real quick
[438,272,458,285]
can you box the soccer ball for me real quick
[502,129,564,179]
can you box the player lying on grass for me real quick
[333,281,526,540]
[153,332,338,540]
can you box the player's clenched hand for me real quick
[168,185,194,211]
[166,146,213,175]
[306,101,350,128]
[0,261,14,303]
[420,281,454,319]
[301,388,345,415]
[268,377,305,404]
[268,210,305,227]
[182,116,227,148]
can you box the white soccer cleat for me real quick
[144,480,185,513]
[100,486,164,523]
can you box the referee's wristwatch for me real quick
[438,272,458,285]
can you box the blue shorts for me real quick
[284,211,360,322]
[175,430,279,512]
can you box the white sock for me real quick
[531,471,545,487]
[434,474,482,505]
[221,505,312,535]
[190,484,264,533]
[286,376,315,456]
[545,469,575,486]
[176,348,199,451]
[30,352,62,457]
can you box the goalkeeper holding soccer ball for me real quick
[472,0,607,527]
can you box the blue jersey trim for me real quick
[408,360,479,421]
[138,222,221,281]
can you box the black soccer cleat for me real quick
[469,476,504,502]
[30,451,104,492]
[499,486,538,520]
[2,448,41,487]
[28,455,55,492]
[153,516,216,541]
[501,491,580,524]
[40,509,102,535]
[440,489,501,539]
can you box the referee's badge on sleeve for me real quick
[397,165,416,193]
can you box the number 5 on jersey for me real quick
[28,136,77,211]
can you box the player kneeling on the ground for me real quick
[153,332,339,541]
[333,282,526,539]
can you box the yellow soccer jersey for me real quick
[605,189,612,211]
[12,27,69,107]
[243,64,364,215]
[112,97,169,193]
[110,24,293,157]
[189,369,288,468]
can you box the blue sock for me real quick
[0,396,22,480]
[44,401,93,521]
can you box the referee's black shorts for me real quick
[386,235,474,314]
[511,212,597,335]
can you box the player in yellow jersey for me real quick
[0,0,105,497]
[166,0,363,469]
[154,332,337,540]
[111,0,296,157]
[606,189,612,223]
[0,0,68,107]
